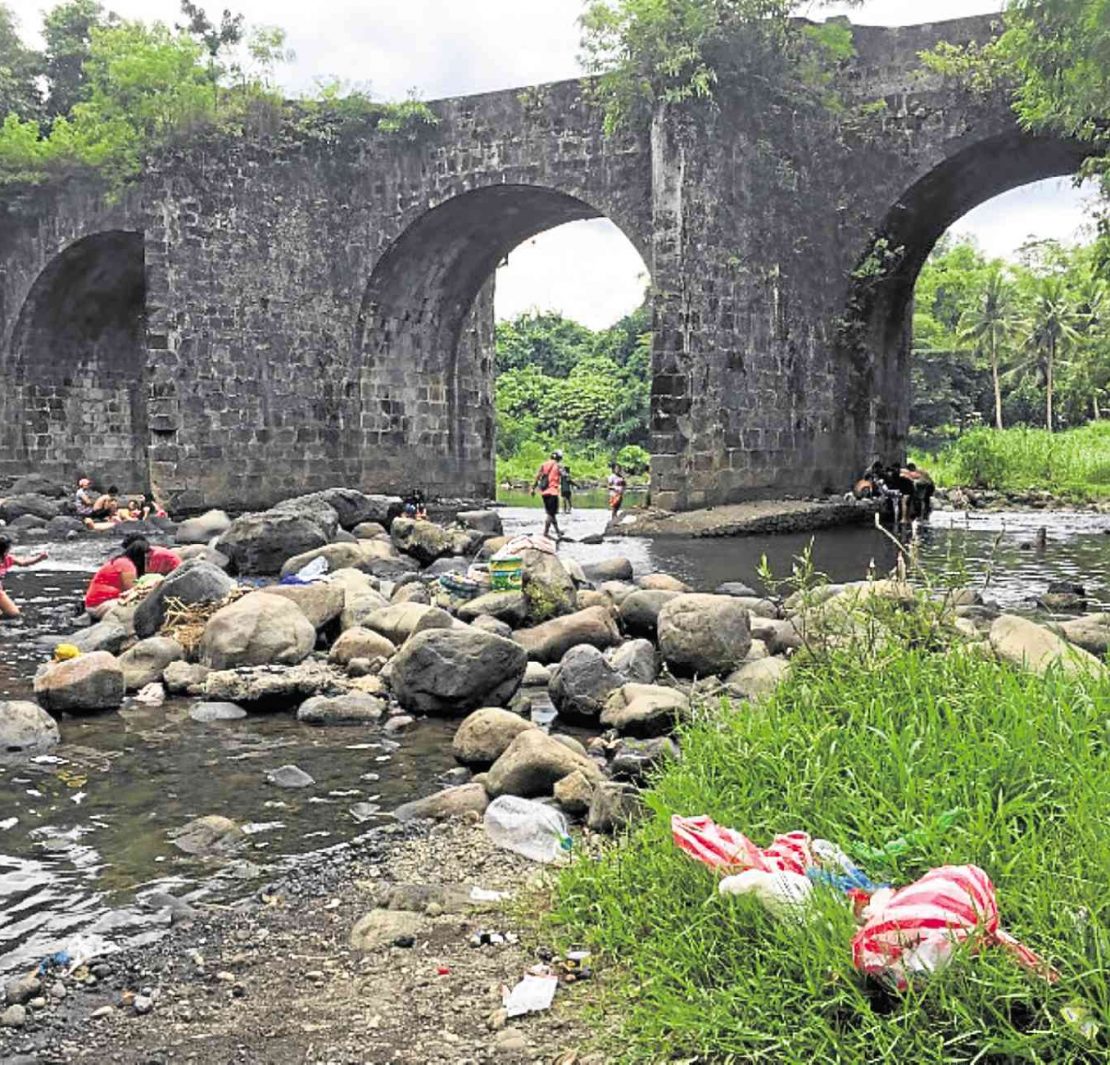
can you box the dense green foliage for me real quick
[495,307,652,484]
[553,645,1109,1062]
[911,237,1109,437]
[913,422,1110,500]
[0,1,437,191]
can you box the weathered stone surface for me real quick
[169,815,245,857]
[198,592,316,670]
[610,737,680,782]
[1058,613,1110,657]
[352,521,388,539]
[33,652,124,713]
[728,596,781,620]
[390,517,458,564]
[163,660,210,695]
[339,589,393,632]
[598,580,638,606]
[391,582,430,605]
[118,637,186,690]
[553,769,596,815]
[296,693,386,725]
[457,591,528,627]
[582,557,634,583]
[0,493,61,522]
[716,581,760,598]
[600,683,689,737]
[520,549,577,622]
[279,540,400,580]
[750,617,804,656]
[350,909,427,951]
[471,615,513,638]
[587,781,643,834]
[204,661,337,708]
[189,700,246,722]
[266,764,314,788]
[134,562,235,639]
[513,606,621,664]
[989,615,1105,678]
[657,594,752,676]
[216,511,329,576]
[550,645,623,723]
[263,582,345,629]
[522,661,552,687]
[174,509,231,544]
[362,603,455,645]
[485,729,602,799]
[456,509,503,536]
[0,700,60,755]
[619,590,680,639]
[635,573,690,593]
[393,782,490,823]
[328,627,396,666]
[452,707,536,768]
[607,639,657,683]
[725,657,791,701]
[72,618,131,655]
[390,628,527,715]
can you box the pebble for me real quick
[28,998,46,1011]
[494,1027,527,1053]
[91,1005,114,1019]
[133,994,153,1015]
[265,764,315,789]
[48,981,67,1001]
[1,1004,27,1028]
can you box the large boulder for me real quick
[587,781,643,834]
[164,661,210,695]
[550,645,623,723]
[390,517,458,565]
[393,783,490,823]
[582,557,634,584]
[134,562,235,639]
[296,693,386,725]
[750,617,804,656]
[72,618,131,655]
[390,628,527,715]
[9,473,65,498]
[0,700,61,756]
[328,627,396,666]
[520,549,577,622]
[485,729,602,799]
[279,540,400,580]
[600,683,689,737]
[204,661,337,709]
[657,594,752,676]
[0,494,62,522]
[513,606,621,664]
[263,582,345,629]
[635,573,690,593]
[362,603,454,645]
[198,592,316,670]
[607,639,658,684]
[451,707,536,768]
[174,509,231,545]
[619,590,680,639]
[457,591,528,627]
[118,637,186,690]
[725,657,791,702]
[292,488,379,530]
[339,588,392,632]
[216,511,330,576]
[33,652,124,713]
[456,510,503,537]
[361,495,404,529]
[1058,613,1110,657]
[989,615,1105,678]
[270,496,340,540]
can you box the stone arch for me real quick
[354,184,651,497]
[842,130,1093,464]
[9,230,149,491]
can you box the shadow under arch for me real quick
[841,130,1094,463]
[353,184,651,496]
[10,230,149,490]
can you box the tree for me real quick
[42,1,109,118]
[176,0,244,105]
[960,266,1018,429]
[1018,275,1082,431]
[0,4,43,122]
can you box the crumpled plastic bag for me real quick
[671,814,812,875]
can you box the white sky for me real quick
[7,0,1094,328]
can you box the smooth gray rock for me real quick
[265,764,315,788]
[550,645,623,723]
[607,639,657,683]
[119,637,186,690]
[198,592,316,670]
[169,814,246,856]
[657,594,752,676]
[216,510,330,575]
[134,561,234,639]
[619,590,681,639]
[174,509,231,545]
[296,693,386,725]
[33,652,124,713]
[451,707,536,768]
[189,701,247,722]
[0,700,60,756]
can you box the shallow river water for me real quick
[0,503,1107,976]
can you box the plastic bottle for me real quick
[484,796,573,863]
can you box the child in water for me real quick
[0,535,48,620]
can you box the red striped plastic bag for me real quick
[851,864,1058,989]
[671,815,813,875]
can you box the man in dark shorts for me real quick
[531,450,563,540]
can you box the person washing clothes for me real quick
[0,536,48,620]
[531,450,563,540]
[83,538,148,619]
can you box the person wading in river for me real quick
[531,450,563,541]
[0,536,48,621]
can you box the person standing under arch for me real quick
[531,450,563,541]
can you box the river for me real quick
[0,504,1107,976]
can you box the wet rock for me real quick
[362,603,455,645]
[189,701,247,723]
[457,509,503,536]
[263,582,345,628]
[265,764,314,788]
[393,782,491,823]
[1039,581,1087,613]
[47,515,86,537]
[0,700,60,756]
[600,683,689,737]
[582,557,634,583]
[34,651,124,713]
[458,591,528,627]
[199,592,316,670]
[658,594,752,676]
[174,509,231,545]
[471,615,513,639]
[216,510,330,576]
[72,618,131,655]
[133,994,154,1015]
[452,707,536,768]
[587,781,643,834]
[164,661,210,695]
[383,714,414,734]
[607,639,657,683]
[134,561,235,639]
[4,975,41,1006]
[553,769,596,815]
[9,473,65,498]
[513,605,621,664]
[169,815,246,857]
[635,573,690,593]
[550,645,623,723]
[610,737,680,782]
[296,693,385,725]
[0,494,61,523]
[725,656,790,701]
[1058,613,1110,656]
[287,488,381,530]
[522,661,551,686]
[485,729,601,799]
[520,549,577,622]
[328,627,396,666]
[391,628,527,715]
[204,661,338,709]
[989,615,1105,678]
[390,517,458,565]
[715,581,760,598]
[349,910,427,951]
[118,636,186,690]
[619,589,681,639]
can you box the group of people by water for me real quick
[74,478,167,530]
[853,460,935,524]
[531,450,626,540]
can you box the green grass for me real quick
[912,422,1110,501]
[551,648,1110,1063]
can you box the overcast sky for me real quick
[8,0,1095,327]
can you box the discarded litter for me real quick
[469,886,508,903]
[502,973,558,1017]
[718,868,813,919]
[0,817,17,831]
[349,802,381,823]
[133,682,165,705]
[853,808,965,865]
[485,796,572,864]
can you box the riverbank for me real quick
[606,498,872,538]
[0,818,601,1064]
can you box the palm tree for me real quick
[1071,277,1108,420]
[1018,275,1082,432]
[959,266,1016,430]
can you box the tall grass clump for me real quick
[914,422,1110,499]
[552,649,1109,1063]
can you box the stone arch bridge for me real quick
[0,14,1091,512]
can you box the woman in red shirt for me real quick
[121,533,180,576]
[84,539,148,619]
